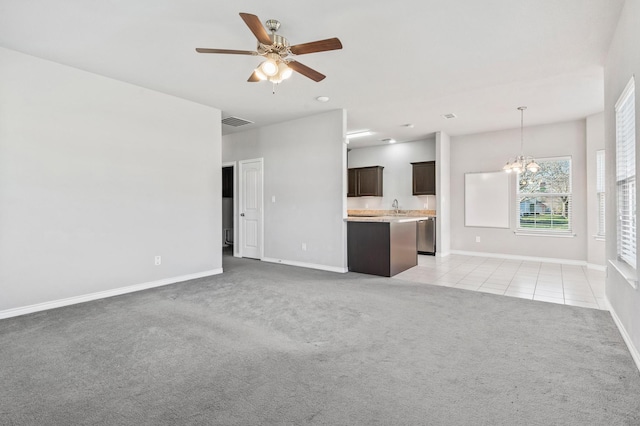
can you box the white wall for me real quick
[603,0,640,367]
[0,48,222,313]
[585,113,606,266]
[222,110,347,272]
[347,139,436,211]
[449,119,588,261]
[436,132,451,256]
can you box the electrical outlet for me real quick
[154,255,162,265]
[423,203,427,209]
[302,243,307,251]
[475,236,481,243]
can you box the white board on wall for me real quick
[464,172,510,228]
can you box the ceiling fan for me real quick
[196,13,342,85]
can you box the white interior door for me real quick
[239,159,263,259]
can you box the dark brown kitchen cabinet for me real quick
[347,166,384,197]
[347,168,358,197]
[348,221,417,277]
[412,161,435,195]
[358,166,384,196]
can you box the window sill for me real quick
[514,230,576,238]
[593,234,605,242]
[608,259,638,290]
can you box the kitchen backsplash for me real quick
[346,195,436,211]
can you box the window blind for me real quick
[596,150,605,236]
[615,77,636,268]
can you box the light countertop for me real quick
[345,215,435,223]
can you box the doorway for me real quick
[222,163,235,256]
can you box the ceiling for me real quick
[0,0,624,149]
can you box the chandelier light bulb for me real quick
[526,161,540,173]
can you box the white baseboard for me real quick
[0,268,223,320]
[606,295,640,373]
[449,250,588,266]
[262,257,348,273]
[587,263,607,271]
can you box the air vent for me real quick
[441,113,457,119]
[222,116,254,127]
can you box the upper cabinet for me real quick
[412,161,436,195]
[347,168,358,197]
[348,166,384,197]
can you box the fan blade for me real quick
[196,48,258,55]
[247,71,262,82]
[289,38,343,55]
[287,61,326,82]
[239,13,272,45]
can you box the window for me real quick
[517,157,572,234]
[596,150,605,238]
[615,77,636,269]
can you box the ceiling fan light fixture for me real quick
[196,13,342,87]
[278,62,293,80]
[260,61,278,76]
[260,56,278,76]
[254,68,267,81]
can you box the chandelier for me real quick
[503,106,540,174]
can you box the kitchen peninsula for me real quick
[346,210,436,277]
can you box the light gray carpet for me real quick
[1,255,639,425]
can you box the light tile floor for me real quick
[393,254,607,310]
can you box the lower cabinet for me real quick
[347,221,417,277]
[347,166,384,197]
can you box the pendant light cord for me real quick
[520,108,523,155]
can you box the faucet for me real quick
[392,199,399,215]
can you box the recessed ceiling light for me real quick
[403,123,415,128]
[382,138,396,144]
[442,113,457,119]
[316,96,330,102]
[346,130,374,139]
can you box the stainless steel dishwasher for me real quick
[417,217,436,255]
